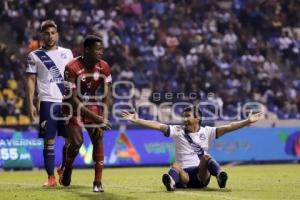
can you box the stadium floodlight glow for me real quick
[77,102,108,129]
[50,102,73,121]
[77,73,109,100]
[112,81,135,100]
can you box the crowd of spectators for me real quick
[0,0,300,123]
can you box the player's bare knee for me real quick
[171,163,181,171]
[44,138,54,146]
[202,155,212,162]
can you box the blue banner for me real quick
[210,127,300,162]
[0,127,299,169]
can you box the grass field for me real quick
[0,164,300,200]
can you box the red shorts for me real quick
[65,105,103,127]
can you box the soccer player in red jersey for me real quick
[59,35,112,192]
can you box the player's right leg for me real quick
[60,120,83,186]
[57,138,69,181]
[162,163,189,191]
[39,101,60,187]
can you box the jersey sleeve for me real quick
[67,49,74,61]
[101,61,112,83]
[204,126,217,143]
[26,52,37,74]
[167,125,183,138]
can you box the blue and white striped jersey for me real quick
[26,46,73,102]
[168,125,216,168]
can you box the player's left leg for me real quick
[39,101,60,187]
[198,154,228,188]
[87,127,104,192]
[60,123,83,186]
[42,138,57,187]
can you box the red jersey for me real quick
[63,56,111,122]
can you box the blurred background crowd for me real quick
[0,0,300,125]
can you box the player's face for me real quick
[88,42,103,62]
[41,27,58,49]
[182,111,199,127]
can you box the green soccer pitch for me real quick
[0,164,299,200]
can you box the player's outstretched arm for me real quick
[121,110,169,134]
[216,111,264,138]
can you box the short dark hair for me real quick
[83,35,103,48]
[40,20,57,32]
[183,106,202,118]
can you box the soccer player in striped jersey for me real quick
[25,20,73,187]
[121,106,264,191]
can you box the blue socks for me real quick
[43,144,55,176]
[168,168,179,183]
[207,158,221,176]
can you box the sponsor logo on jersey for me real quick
[87,82,92,89]
[199,134,206,140]
[60,52,67,59]
[49,66,63,83]
[49,66,61,78]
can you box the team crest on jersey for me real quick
[93,72,100,81]
[175,126,182,132]
[81,75,86,82]
[60,52,67,59]
[199,134,206,140]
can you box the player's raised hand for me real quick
[120,109,138,122]
[248,110,264,123]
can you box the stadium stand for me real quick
[0,0,299,124]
